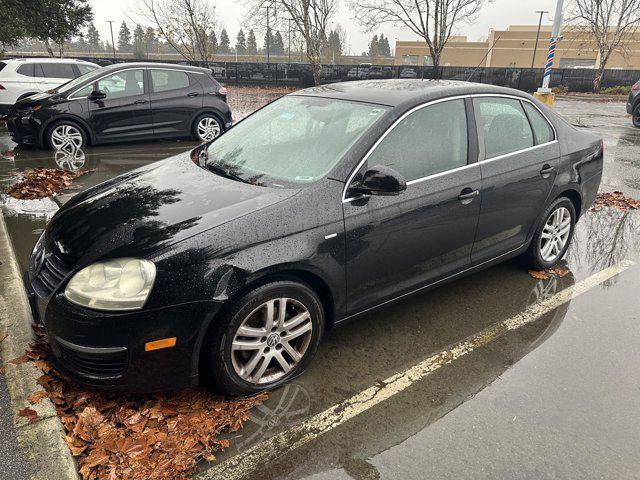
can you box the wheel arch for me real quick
[555,188,582,218]
[190,108,226,131]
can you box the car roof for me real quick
[4,57,97,64]
[98,62,211,74]
[292,79,531,107]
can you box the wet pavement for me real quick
[1,98,640,480]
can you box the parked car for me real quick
[26,80,603,395]
[347,67,369,79]
[5,62,231,149]
[400,68,418,79]
[0,58,99,116]
[367,66,393,79]
[626,79,640,127]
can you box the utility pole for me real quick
[531,10,548,68]
[540,0,564,92]
[266,5,271,63]
[106,20,116,61]
[288,18,292,64]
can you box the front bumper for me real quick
[5,111,41,146]
[24,274,223,393]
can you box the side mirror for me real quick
[88,90,107,101]
[350,164,407,197]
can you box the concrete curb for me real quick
[0,212,80,480]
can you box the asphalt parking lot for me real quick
[1,97,640,480]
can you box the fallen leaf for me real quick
[590,191,640,212]
[4,168,92,200]
[528,270,550,280]
[18,406,39,424]
[0,367,5,375]
[9,354,29,365]
[548,267,570,277]
[28,390,48,405]
[0,332,7,343]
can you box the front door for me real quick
[343,98,482,314]
[471,96,560,264]
[88,68,153,142]
[149,68,203,138]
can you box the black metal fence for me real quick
[10,54,640,92]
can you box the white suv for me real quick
[0,58,100,116]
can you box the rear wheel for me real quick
[522,197,576,270]
[202,280,324,395]
[192,113,222,142]
[633,104,640,128]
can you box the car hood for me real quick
[45,150,299,268]
[13,91,57,108]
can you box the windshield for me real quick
[53,69,101,95]
[205,95,389,187]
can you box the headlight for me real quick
[64,259,156,311]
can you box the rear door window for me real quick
[150,69,190,93]
[40,63,76,79]
[474,97,534,159]
[77,64,98,75]
[0,62,6,73]
[522,102,555,145]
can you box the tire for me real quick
[522,197,576,270]
[192,113,223,143]
[45,120,87,151]
[202,280,325,395]
[633,104,640,128]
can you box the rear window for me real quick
[16,64,35,77]
[77,64,98,75]
[40,63,76,79]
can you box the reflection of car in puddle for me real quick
[222,270,575,477]
[54,144,86,171]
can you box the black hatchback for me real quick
[6,62,231,149]
[26,80,603,395]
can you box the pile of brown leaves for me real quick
[4,168,91,200]
[528,267,570,280]
[18,329,267,480]
[590,191,640,212]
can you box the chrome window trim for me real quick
[67,66,205,100]
[342,93,559,203]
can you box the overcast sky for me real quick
[91,0,560,54]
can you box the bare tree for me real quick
[567,0,640,92]
[348,0,489,71]
[134,0,218,64]
[244,0,338,85]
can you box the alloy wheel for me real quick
[539,206,572,262]
[196,117,221,142]
[50,125,83,150]
[231,298,313,385]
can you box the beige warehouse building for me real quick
[395,25,640,69]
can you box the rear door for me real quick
[471,96,560,264]
[343,98,482,314]
[149,68,203,137]
[88,68,153,142]
[36,63,77,91]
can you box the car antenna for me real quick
[466,33,503,82]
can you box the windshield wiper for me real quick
[205,162,252,184]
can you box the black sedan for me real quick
[6,62,231,149]
[26,80,603,395]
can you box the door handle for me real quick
[540,164,555,176]
[187,92,199,97]
[458,188,479,203]
[134,99,147,104]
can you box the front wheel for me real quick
[46,121,87,151]
[192,113,222,143]
[202,280,325,395]
[522,197,576,270]
[633,105,640,128]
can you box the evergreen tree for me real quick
[86,22,101,51]
[236,29,247,55]
[117,21,131,52]
[144,27,157,54]
[132,24,145,59]
[368,34,379,57]
[247,29,258,55]
[209,31,218,54]
[273,31,285,55]
[218,28,230,54]
[378,34,391,56]
[263,29,274,55]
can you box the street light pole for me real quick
[106,20,116,61]
[531,10,548,68]
[266,5,271,64]
[540,0,564,92]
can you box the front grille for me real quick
[32,253,70,298]
[57,340,128,378]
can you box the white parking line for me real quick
[200,260,636,480]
